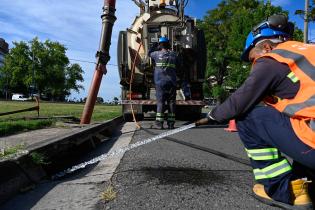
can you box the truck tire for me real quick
[123,113,144,122]
[123,113,133,122]
[176,106,202,121]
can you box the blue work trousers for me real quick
[156,83,176,125]
[237,106,315,204]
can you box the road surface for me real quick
[1,120,281,210]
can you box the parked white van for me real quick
[12,94,28,101]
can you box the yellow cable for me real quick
[129,41,143,129]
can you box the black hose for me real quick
[141,127,251,167]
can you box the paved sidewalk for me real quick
[0,122,137,210]
[0,123,87,150]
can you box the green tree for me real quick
[0,37,84,101]
[65,63,84,96]
[295,0,315,42]
[295,0,315,21]
[113,97,119,105]
[0,41,31,96]
[198,0,302,102]
[96,97,104,104]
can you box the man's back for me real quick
[150,49,178,86]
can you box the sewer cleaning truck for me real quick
[117,0,207,121]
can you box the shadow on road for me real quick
[141,166,225,186]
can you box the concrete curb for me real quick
[0,116,123,205]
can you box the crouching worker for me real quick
[150,37,179,129]
[206,14,314,209]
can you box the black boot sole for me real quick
[253,192,313,210]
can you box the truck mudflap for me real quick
[121,100,206,106]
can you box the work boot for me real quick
[150,121,164,130]
[167,122,175,130]
[253,179,313,209]
[291,179,313,206]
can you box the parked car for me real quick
[12,94,28,101]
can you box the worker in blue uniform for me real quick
[149,37,179,129]
[201,14,314,209]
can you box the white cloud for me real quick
[0,0,138,101]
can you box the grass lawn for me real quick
[0,101,122,136]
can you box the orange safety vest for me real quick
[258,41,315,148]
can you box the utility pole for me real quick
[304,0,310,43]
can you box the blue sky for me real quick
[0,0,312,101]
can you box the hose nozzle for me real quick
[195,117,210,126]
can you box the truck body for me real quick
[117,0,207,121]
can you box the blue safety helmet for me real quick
[241,18,291,62]
[159,36,169,43]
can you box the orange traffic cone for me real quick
[224,119,238,132]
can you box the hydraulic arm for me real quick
[80,0,117,124]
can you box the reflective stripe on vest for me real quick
[283,94,315,117]
[271,49,315,81]
[245,148,279,160]
[310,120,315,132]
[253,159,292,180]
[287,72,299,83]
[156,63,176,69]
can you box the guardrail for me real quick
[0,97,40,117]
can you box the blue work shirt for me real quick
[210,57,300,122]
[150,49,178,87]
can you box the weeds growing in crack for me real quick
[100,184,117,202]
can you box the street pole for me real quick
[80,0,117,124]
[5,77,8,101]
[304,0,309,43]
[32,50,35,98]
